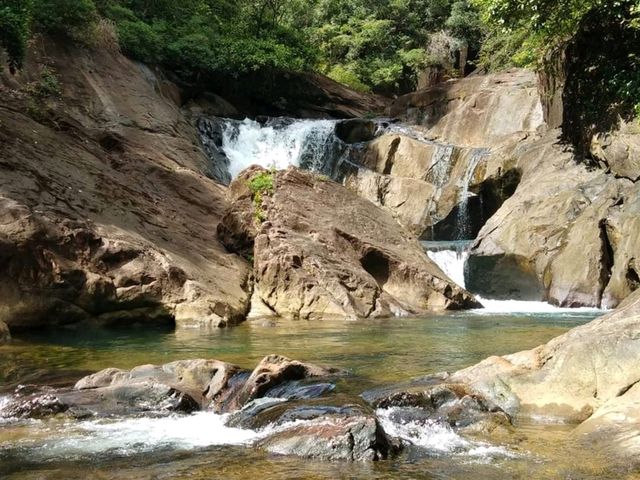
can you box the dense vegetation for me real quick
[0,0,481,94]
[1,0,638,110]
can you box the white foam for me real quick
[425,247,604,315]
[427,249,469,288]
[222,118,338,178]
[376,407,516,460]
[473,297,603,314]
[21,412,266,461]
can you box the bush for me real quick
[116,19,163,62]
[0,1,31,72]
[32,0,98,41]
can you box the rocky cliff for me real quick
[0,39,252,330]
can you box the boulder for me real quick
[335,119,377,144]
[219,166,480,319]
[258,413,392,461]
[1,355,340,419]
[363,381,511,433]
[448,289,640,422]
[217,354,342,412]
[0,38,251,329]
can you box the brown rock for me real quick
[449,289,640,421]
[0,38,251,329]
[258,413,392,461]
[220,167,480,319]
[389,70,544,147]
[221,354,341,412]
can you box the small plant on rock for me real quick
[247,170,275,224]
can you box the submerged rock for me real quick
[219,166,480,319]
[0,320,10,344]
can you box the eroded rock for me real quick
[219,166,480,318]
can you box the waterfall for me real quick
[221,118,342,178]
[423,240,471,289]
[422,241,603,313]
[455,149,488,240]
[197,117,363,183]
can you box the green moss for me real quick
[247,171,275,224]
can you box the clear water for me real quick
[2,309,628,480]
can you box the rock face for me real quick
[389,70,544,147]
[423,290,640,466]
[466,130,640,307]
[219,166,480,319]
[0,38,251,329]
[346,70,542,238]
[448,290,640,422]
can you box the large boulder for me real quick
[0,38,251,329]
[448,290,640,422]
[467,130,640,308]
[219,166,480,319]
[258,413,392,461]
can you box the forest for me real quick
[1,0,636,102]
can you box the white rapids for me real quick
[423,241,603,314]
[221,118,340,178]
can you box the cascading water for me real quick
[197,117,370,183]
[221,118,343,178]
[455,148,488,240]
[422,240,602,314]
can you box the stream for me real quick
[0,118,623,479]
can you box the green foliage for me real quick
[29,67,61,97]
[307,0,483,94]
[248,170,275,224]
[32,0,98,40]
[0,0,32,72]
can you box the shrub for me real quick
[32,0,98,41]
[248,171,275,224]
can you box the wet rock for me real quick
[220,354,342,412]
[335,119,376,143]
[364,382,510,432]
[196,117,232,184]
[2,355,343,420]
[0,320,10,344]
[75,359,242,409]
[258,413,393,461]
[220,166,480,319]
